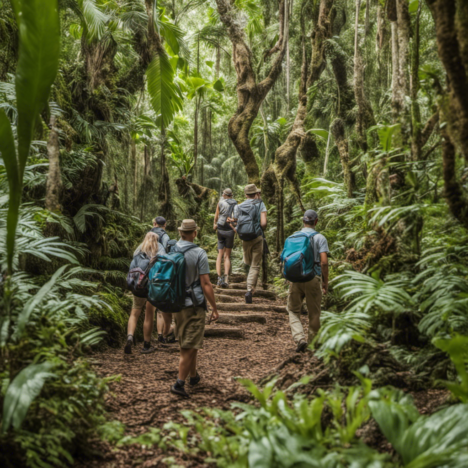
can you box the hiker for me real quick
[228,184,267,304]
[282,209,329,353]
[125,231,167,354]
[213,188,237,288]
[150,216,177,343]
[151,216,170,250]
[169,219,219,398]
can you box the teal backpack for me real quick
[147,244,199,313]
[280,231,319,283]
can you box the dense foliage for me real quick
[1,0,468,466]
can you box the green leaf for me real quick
[213,78,225,92]
[78,0,109,42]
[16,265,68,339]
[147,50,183,129]
[2,362,56,433]
[306,128,329,140]
[409,0,419,14]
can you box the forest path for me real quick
[84,275,299,467]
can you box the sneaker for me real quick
[217,276,224,287]
[296,340,308,353]
[170,383,190,398]
[124,337,133,354]
[164,331,177,343]
[140,341,156,354]
[220,279,229,289]
[245,291,253,304]
[189,373,201,386]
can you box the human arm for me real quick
[320,252,329,295]
[200,274,219,322]
[260,211,267,231]
[213,203,220,230]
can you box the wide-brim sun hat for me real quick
[178,219,198,231]
[244,184,259,195]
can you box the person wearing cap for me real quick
[287,209,329,353]
[213,188,238,288]
[228,184,267,303]
[170,219,220,398]
[151,216,170,250]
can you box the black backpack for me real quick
[166,239,177,253]
[236,200,262,241]
[126,253,156,298]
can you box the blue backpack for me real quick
[147,244,199,313]
[280,231,319,283]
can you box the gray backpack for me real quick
[236,200,262,241]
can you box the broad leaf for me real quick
[147,50,183,129]
[306,128,329,140]
[2,362,56,433]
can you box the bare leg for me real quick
[223,248,232,278]
[127,308,142,336]
[161,312,173,336]
[178,348,198,381]
[157,311,164,334]
[189,351,198,378]
[216,247,225,277]
[143,302,155,342]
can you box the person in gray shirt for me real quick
[170,219,219,399]
[286,209,329,353]
[213,188,237,288]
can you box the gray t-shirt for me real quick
[302,227,329,275]
[133,242,166,258]
[175,240,210,307]
[217,199,237,230]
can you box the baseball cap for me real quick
[303,209,318,223]
[223,188,233,196]
[155,216,166,226]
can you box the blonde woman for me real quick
[125,231,167,354]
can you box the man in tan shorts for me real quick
[228,184,267,303]
[170,220,219,398]
[286,210,329,352]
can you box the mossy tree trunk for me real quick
[215,0,289,186]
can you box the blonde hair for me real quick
[140,232,159,258]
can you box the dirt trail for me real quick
[83,275,300,467]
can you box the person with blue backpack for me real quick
[213,188,237,288]
[147,219,219,398]
[229,184,267,304]
[281,209,329,353]
[125,231,166,354]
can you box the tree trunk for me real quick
[331,118,355,198]
[45,116,62,212]
[214,0,289,185]
[132,138,138,212]
[158,127,173,221]
[354,0,376,151]
[194,96,199,172]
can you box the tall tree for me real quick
[215,0,289,185]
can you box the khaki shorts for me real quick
[174,306,206,349]
[132,295,147,310]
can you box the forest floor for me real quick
[77,275,449,468]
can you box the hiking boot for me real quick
[220,279,229,289]
[170,382,189,398]
[245,291,253,304]
[217,275,224,287]
[158,334,164,343]
[189,373,201,386]
[296,340,308,353]
[124,336,133,354]
[164,331,177,343]
[141,341,156,354]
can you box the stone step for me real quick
[221,282,270,290]
[216,303,287,314]
[204,327,244,338]
[215,294,242,303]
[217,313,267,325]
[215,288,276,300]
